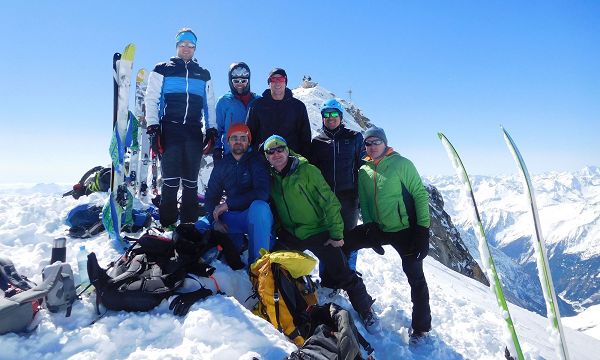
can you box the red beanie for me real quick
[227,123,252,143]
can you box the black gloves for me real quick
[413,225,430,261]
[71,183,85,199]
[169,287,213,316]
[147,124,161,155]
[364,223,385,255]
[213,147,223,162]
[203,128,218,155]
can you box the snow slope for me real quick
[1,185,599,360]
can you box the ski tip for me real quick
[136,68,146,82]
[122,43,136,61]
[437,132,444,140]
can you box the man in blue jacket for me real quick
[145,28,217,227]
[202,123,273,265]
[214,62,260,161]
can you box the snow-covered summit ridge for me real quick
[293,84,372,135]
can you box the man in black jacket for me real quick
[246,68,312,157]
[309,99,368,272]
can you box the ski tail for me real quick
[501,126,570,360]
[438,132,524,360]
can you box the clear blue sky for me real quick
[1,1,598,183]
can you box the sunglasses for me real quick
[229,135,248,142]
[265,145,287,155]
[323,111,340,118]
[232,78,248,85]
[269,76,286,83]
[364,139,384,147]
[177,42,196,49]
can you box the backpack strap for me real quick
[355,329,375,356]
[0,256,35,292]
[271,263,284,333]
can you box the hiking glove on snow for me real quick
[147,125,161,155]
[169,287,213,316]
[203,128,218,155]
[413,225,430,261]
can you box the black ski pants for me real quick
[159,123,203,226]
[274,229,374,315]
[344,225,432,332]
[319,192,359,276]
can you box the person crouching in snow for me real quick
[263,135,381,334]
[201,123,273,266]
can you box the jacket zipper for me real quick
[373,162,380,223]
[332,137,337,192]
[183,61,190,124]
[298,184,321,217]
[279,178,296,234]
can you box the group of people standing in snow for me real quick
[144,28,432,340]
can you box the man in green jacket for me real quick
[344,126,432,343]
[263,135,380,334]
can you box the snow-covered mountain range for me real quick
[428,167,600,316]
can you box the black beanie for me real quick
[268,68,287,84]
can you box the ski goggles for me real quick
[364,139,384,147]
[177,42,196,49]
[323,111,340,118]
[264,145,287,155]
[231,67,250,78]
[232,78,248,85]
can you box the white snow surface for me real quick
[562,304,600,340]
[1,185,599,359]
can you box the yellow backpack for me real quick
[249,249,319,346]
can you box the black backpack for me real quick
[87,230,187,313]
[286,302,375,360]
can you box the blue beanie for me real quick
[363,126,388,146]
[263,135,288,151]
[176,30,197,46]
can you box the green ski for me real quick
[438,132,524,360]
[501,126,570,360]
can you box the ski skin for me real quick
[438,132,524,360]
[501,126,570,360]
